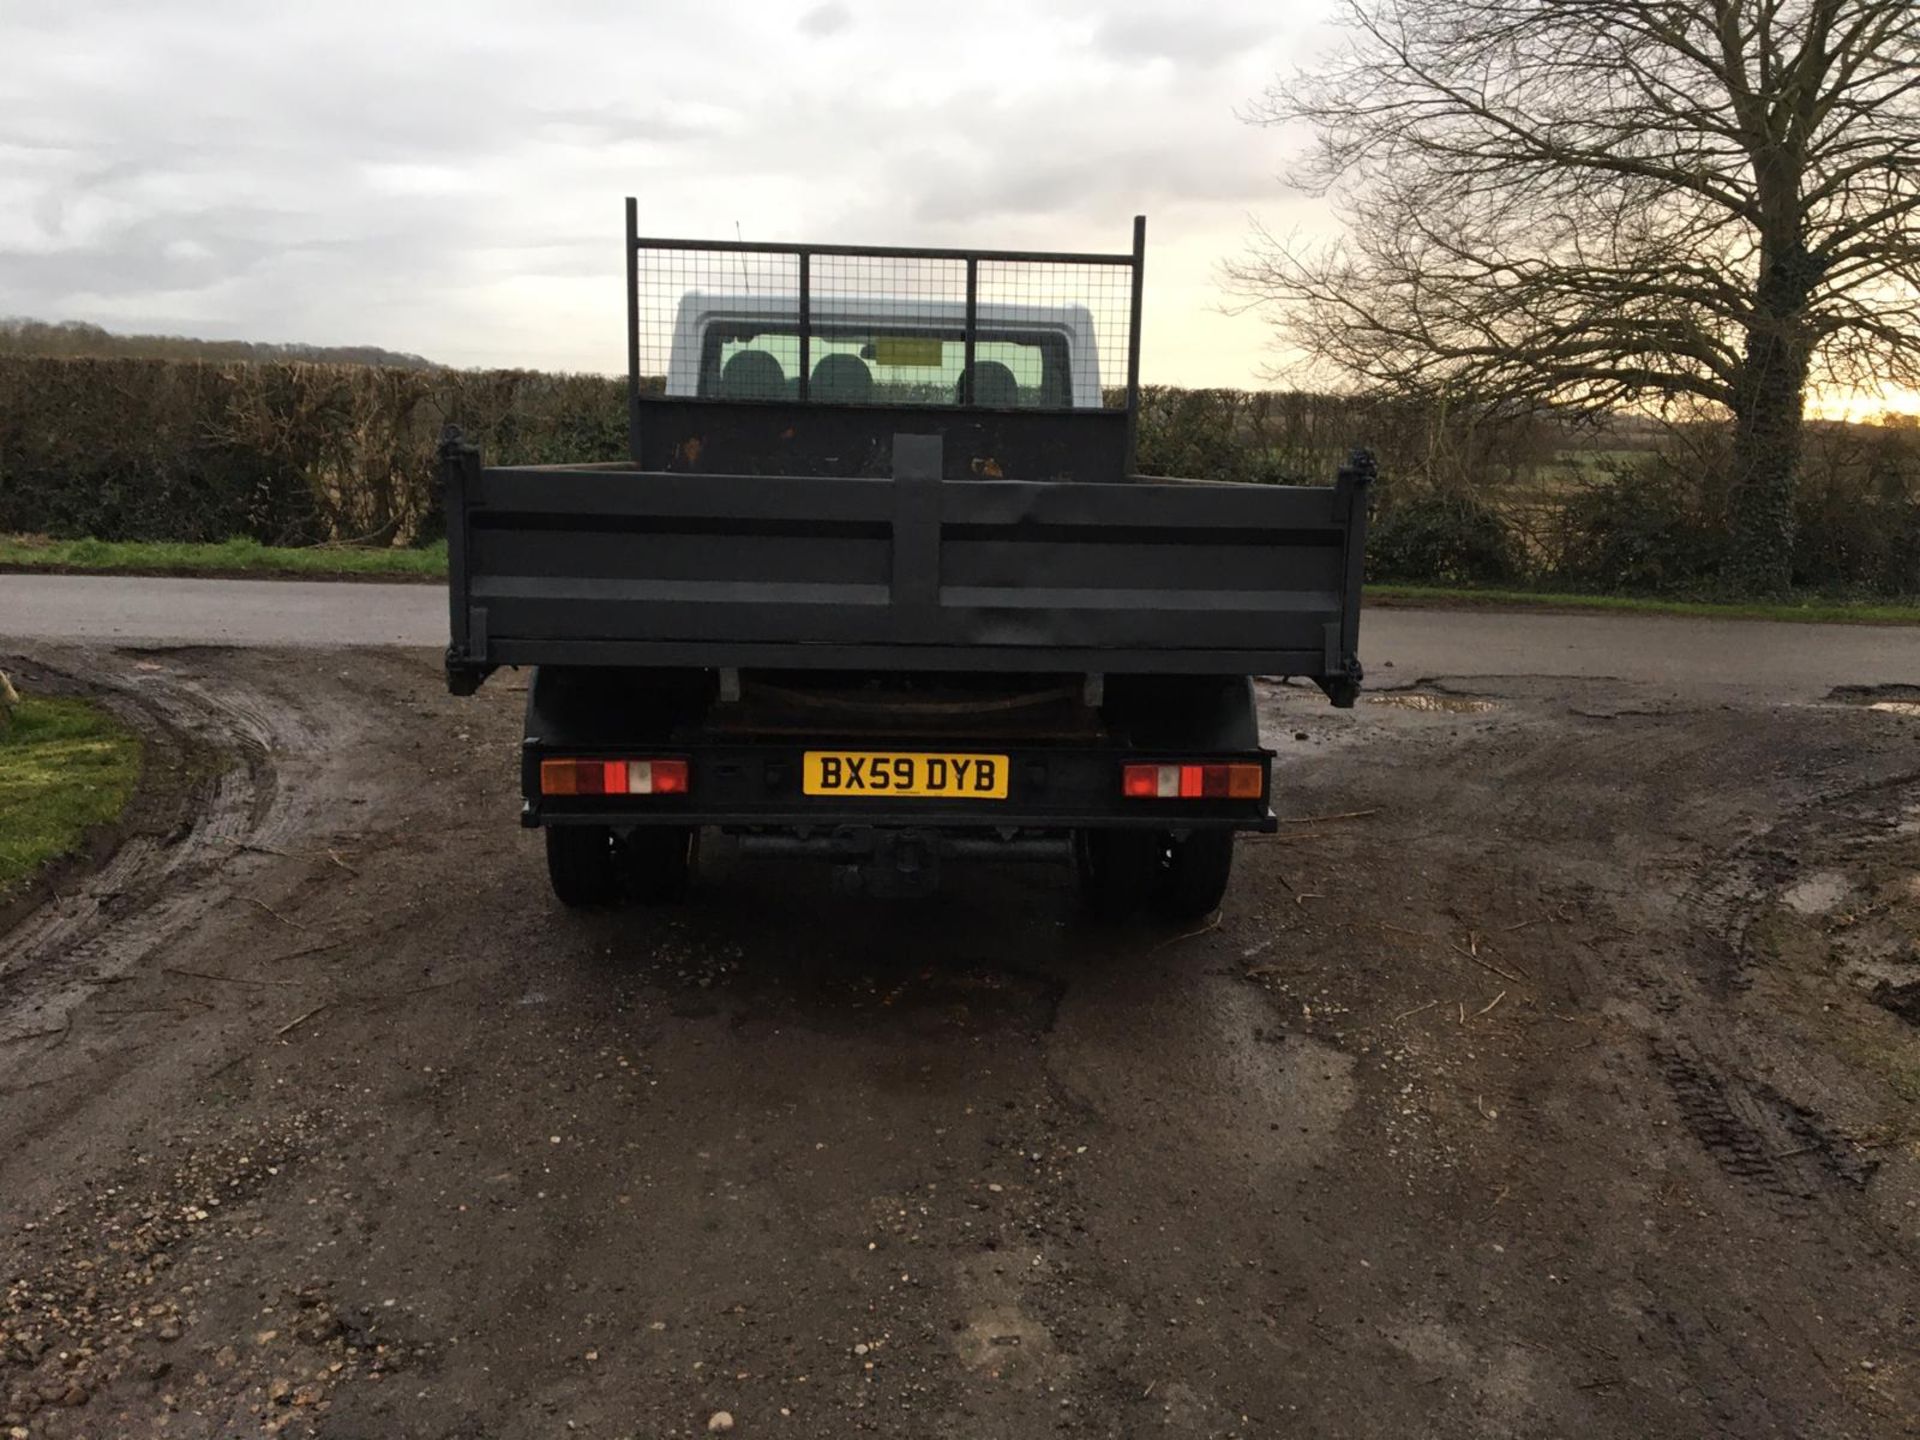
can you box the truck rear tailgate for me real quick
[443,435,1369,695]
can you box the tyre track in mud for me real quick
[1375,671,1919,1225]
[1,649,346,1045]
[1650,1048,1879,1210]
[1648,705,1920,1217]
[0,645,433,1201]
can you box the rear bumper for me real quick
[520,739,1276,833]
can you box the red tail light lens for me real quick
[540,758,691,797]
[639,759,689,795]
[1121,762,1263,800]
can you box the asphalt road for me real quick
[2,573,1916,696]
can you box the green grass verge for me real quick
[0,695,143,900]
[0,534,447,579]
[1368,583,1920,626]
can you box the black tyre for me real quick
[1074,828,1165,922]
[1156,829,1235,921]
[546,825,619,907]
[626,825,697,904]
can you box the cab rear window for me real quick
[698,326,1071,408]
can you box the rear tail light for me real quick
[629,759,690,795]
[1121,762,1263,800]
[540,758,690,796]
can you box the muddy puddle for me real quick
[1367,692,1499,714]
[1828,685,1920,719]
[1780,870,1854,915]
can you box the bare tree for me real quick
[1232,0,1920,591]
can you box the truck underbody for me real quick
[522,666,1271,917]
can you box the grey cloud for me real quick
[530,104,731,148]
[870,85,1275,229]
[904,145,1270,227]
[1092,11,1269,66]
[798,2,852,38]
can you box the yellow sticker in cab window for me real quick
[872,335,945,368]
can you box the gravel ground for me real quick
[1,643,1917,1439]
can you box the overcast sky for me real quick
[1,0,1340,386]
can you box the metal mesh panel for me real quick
[635,247,799,399]
[631,237,1136,412]
[810,254,967,405]
[976,260,1132,410]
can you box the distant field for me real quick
[1523,446,1648,494]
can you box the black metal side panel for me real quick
[635,397,1129,483]
[445,442,1373,685]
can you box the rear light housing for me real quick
[540,758,690,797]
[1121,762,1263,800]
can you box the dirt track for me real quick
[2,642,1918,1439]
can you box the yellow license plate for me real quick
[802,751,1009,800]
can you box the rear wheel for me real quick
[546,825,619,907]
[626,825,697,904]
[1156,830,1235,921]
